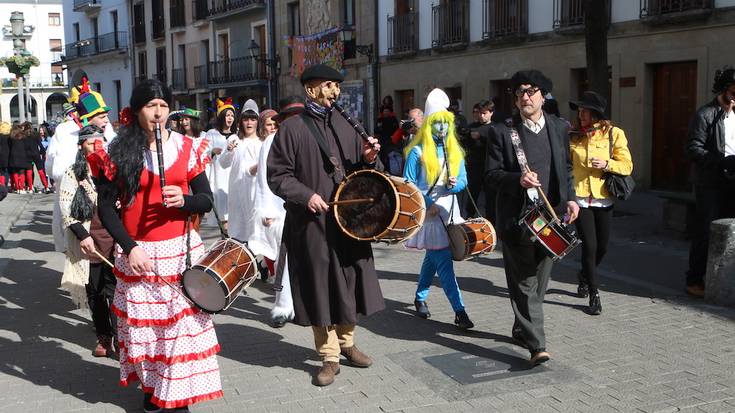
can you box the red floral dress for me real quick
[90,132,222,409]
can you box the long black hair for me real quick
[70,125,104,221]
[107,79,172,205]
[216,108,237,135]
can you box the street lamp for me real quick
[248,39,280,108]
[10,11,26,122]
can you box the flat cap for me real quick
[300,64,344,85]
[511,70,553,94]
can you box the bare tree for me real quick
[583,0,609,108]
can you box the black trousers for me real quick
[574,205,613,292]
[687,185,735,286]
[86,262,117,337]
[502,240,553,354]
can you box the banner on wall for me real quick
[337,80,366,125]
[285,26,344,79]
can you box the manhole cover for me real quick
[423,346,548,385]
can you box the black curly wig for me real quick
[712,67,735,94]
[107,79,172,205]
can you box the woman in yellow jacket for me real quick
[569,91,633,315]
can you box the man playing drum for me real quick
[267,64,384,387]
[485,70,579,366]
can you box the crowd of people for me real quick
[8,60,731,411]
[0,120,52,194]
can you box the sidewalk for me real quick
[0,193,733,413]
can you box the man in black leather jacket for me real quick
[684,67,735,298]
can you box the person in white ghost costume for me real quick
[250,96,304,327]
[218,99,262,243]
[204,98,238,225]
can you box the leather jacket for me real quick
[686,98,729,186]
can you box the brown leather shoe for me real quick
[530,351,550,366]
[340,345,373,367]
[314,361,340,386]
[686,284,705,298]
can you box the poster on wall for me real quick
[337,80,366,127]
[286,27,344,79]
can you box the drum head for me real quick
[182,268,227,313]
[335,172,397,239]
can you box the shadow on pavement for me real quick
[0,258,138,411]
[378,269,509,298]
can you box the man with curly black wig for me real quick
[685,67,735,298]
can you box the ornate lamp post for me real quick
[249,39,280,108]
[2,12,39,123]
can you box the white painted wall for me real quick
[528,0,553,34]
[62,0,132,120]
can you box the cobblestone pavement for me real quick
[0,194,733,413]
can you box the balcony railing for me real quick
[209,56,267,85]
[134,23,146,44]
[171,0,187,28]
[553,0,610,30]
[432,0,470,49]
[73,0,100,12]
[193,0,209,21]
[388,12,418,55]
[172,68,186,91]
[152,15,166,40]
[640,0,714,18]
[154,72,167,85]
[209,0,265,18]
[194,64,208,88]
[135,75,148,86]
[483,0,528,39]
[62,32,128,61]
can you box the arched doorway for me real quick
[46,93,68,122]
[10,94,38,124]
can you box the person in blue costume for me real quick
[403,88,473,330]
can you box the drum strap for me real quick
[301,114,344,183]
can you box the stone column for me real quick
[705,218,735,307]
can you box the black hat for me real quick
[569,91,608,119]
[78,124,105,144]
[511,70,553,94]
[274,95,305,122]
[300,64,344,85]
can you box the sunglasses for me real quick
[514,86,541,98]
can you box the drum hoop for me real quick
[182,266,231,313]
[333,169,402,242]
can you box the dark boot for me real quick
[577,271,589,298]
[588,293,602,315]
[414,300,430,319]
[454,311,474,330]
[314,361,340,386]
[143,393,161,413]
[92,335,113,357]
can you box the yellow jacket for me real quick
[570,123,633,200]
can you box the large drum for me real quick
[333,170,426,243]
[447,217,497,261]
[182,238,257,313]
[519,201,580,261]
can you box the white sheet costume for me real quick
[204,129,237,223]
[218,135,262,243]
[249,133,293,321]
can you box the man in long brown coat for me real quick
[267,64,385,386]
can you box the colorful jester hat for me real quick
[216,97,235,116]
[75,77,110,123]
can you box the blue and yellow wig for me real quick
[404,110,465,186]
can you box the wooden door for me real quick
[396,90,414,118]
[652,61,697,191]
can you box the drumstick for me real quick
[94,250,115,269]
[524,165,560,222]
[329,197,374,206]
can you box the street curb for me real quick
[0,194,33,248]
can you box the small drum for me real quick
[447,218,497,261]
[182,238,257,313]
[334,170,426,243]
[519,202,580,261]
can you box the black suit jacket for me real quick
[686,98,729,187]
[484,113,575,243]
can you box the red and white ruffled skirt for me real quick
[112,231,223,409]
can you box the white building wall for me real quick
[63,0,132,121]
[418,0,432,50]
[528,0,554,34]
[377,0,391,56]
[469,0,483,42]
[612,0,642,23]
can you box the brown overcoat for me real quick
[267,108,385,327]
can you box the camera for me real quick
[400,118,415,132]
